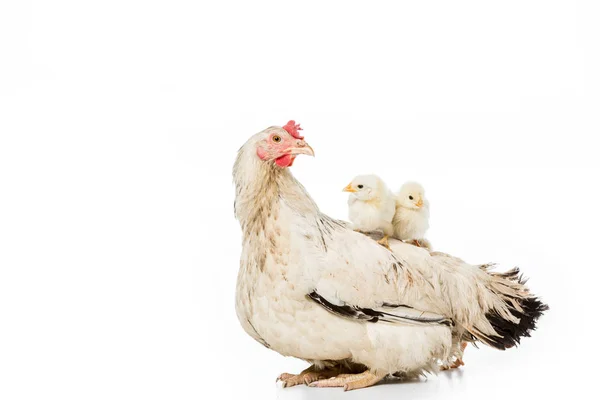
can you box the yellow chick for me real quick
[392,181,431,249]
[344,174,396,248]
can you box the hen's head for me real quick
[397,181,427,210]
[252,120,314,168]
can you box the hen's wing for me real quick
[308,214,547,349]
[308,291,452,326]
[308,215,450,327]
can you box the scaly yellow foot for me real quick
[377,234,391,249]
[309,370,386,391]
[410,238,432,250]
[277,366,341,388]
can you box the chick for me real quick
[344,175,396,248]
[392,181,431,249]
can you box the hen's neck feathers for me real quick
[233,146,318,237]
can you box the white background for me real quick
[1,1,598,399]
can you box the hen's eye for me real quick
[272,135,281,143]
[409,195,414,200]
[357,185,364,189]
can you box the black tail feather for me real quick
[484,295,549,350]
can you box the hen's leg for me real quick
[277,365,343,388]
[309,370,386,391]
[441,342,468,370]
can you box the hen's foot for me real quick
[377,234,390,249]
[309,370,386,391]
[277,366,341,388]
[441,358,464,370]
[441,342,468,370]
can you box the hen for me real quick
[233,121,547,391]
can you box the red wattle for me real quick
[275,154,295,167]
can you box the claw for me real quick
[277,373,294,382]
[278,366,342,388]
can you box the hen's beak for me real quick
[288,141,315,157]
[343,183,356,193]
[416,199,424,208]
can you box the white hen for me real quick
[393,181,431,249]
[233,121,547,391]
[344,174,396,248]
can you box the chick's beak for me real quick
[343,183,356,193]
[288,140,315,157]
[416,199,424,208]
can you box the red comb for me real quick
[282,120,304,140]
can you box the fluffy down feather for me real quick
[345,174,396,237]
[392,181,430,245]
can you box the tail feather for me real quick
[475,267,548,350]
[427,254,548,351]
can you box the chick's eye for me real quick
[272,135,281,143]
[409,195,414,200]
[357,185,364,189]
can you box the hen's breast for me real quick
[235,204,367,360]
